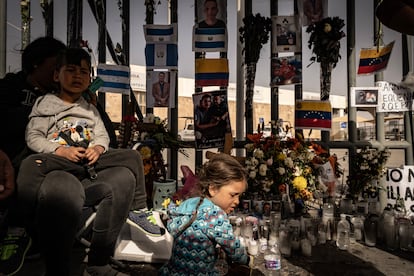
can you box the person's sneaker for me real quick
[83,264,128,276]
[0,227,32,276]
[126,210,165,237]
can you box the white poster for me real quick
[376,81,413,113]
[384,166,414,212]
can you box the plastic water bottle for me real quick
[336,214,350,250]
[264,239,281,274]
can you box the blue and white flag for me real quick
[143,24,178,43]
[97,64,130,95]
[192,27,227,52]
[145,44,178,69]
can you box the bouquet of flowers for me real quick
[244,130,342,208]
[306,16,345,67]
[133,113,187,181]
[347,147,390,199]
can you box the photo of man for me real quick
[272,15,301,53]
[271,55,302,86]
[152,72,170,107]
[352,87,379,107]
[298,0,328,26]
[146,71,176,108]
[197,0,226,28]
[193,90,231,149]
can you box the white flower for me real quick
[245,143,255,152]
[284,157,294,168]
[254,149,264,159]
[259,164,268,176]
[278,167,286,175]
[249,170,257,179]
[143,113,155,123]
[293,166,302,176]
[251,157,259,167]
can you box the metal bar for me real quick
[0,0,6,77]
[169,0,178,182]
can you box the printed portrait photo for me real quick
[272,15,301,53]
[197,0,227,28]
[146,70,176,108]
[193,90,231,149]
[351,87,379,107]
[270,55,302,86]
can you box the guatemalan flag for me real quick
[144,24,178,69]
[192,27,227,52]
[195,58,229,87]
[145,44,178,69]
[97,64,130,95]
[357,41,394,75]
[295,100,332,131]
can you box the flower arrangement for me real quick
[306,16,346,67]
[346,147,390,199]
[134,113,187,182]
[244,130,342,209]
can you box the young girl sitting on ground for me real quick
[159,153,250,275]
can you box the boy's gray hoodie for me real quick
[26,94,109,154]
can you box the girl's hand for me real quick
[84,145,105,165]
[55,146,86,163]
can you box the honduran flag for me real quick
[143,24,177,43]
[145,43,178,69]
[97,64,130,95]
[195,58,229,87]
[295,100,332,131]
[357,41,394,75]
[192,27,227,52]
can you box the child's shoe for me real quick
[126,210,166,237]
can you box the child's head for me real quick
[197,153,247,213]
[54,48,92,96]
[55,48,92,71]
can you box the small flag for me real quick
[143,24,177,43]
[192,27,227,52]
[295,100,332,131]
[97,64,130,95]
[145,43,178,69]
[357,41,394,75]
[195,58,229,87]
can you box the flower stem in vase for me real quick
[320,61,332,101]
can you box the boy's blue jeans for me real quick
[16,149,146,276]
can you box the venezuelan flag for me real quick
[295,100,332,131]
[357,41,394,75]
[195,58,229,87]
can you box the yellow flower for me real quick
[277,153,286,161]
[139,146,152,159]
[162,198,171,209]
[175,199,181,206]
[292,176,307,191]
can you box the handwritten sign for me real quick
[376,81,413,112]
[384,166,414,212]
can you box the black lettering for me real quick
[405,188,414,201]
[409,168,414,182]
[386,169,402,182]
